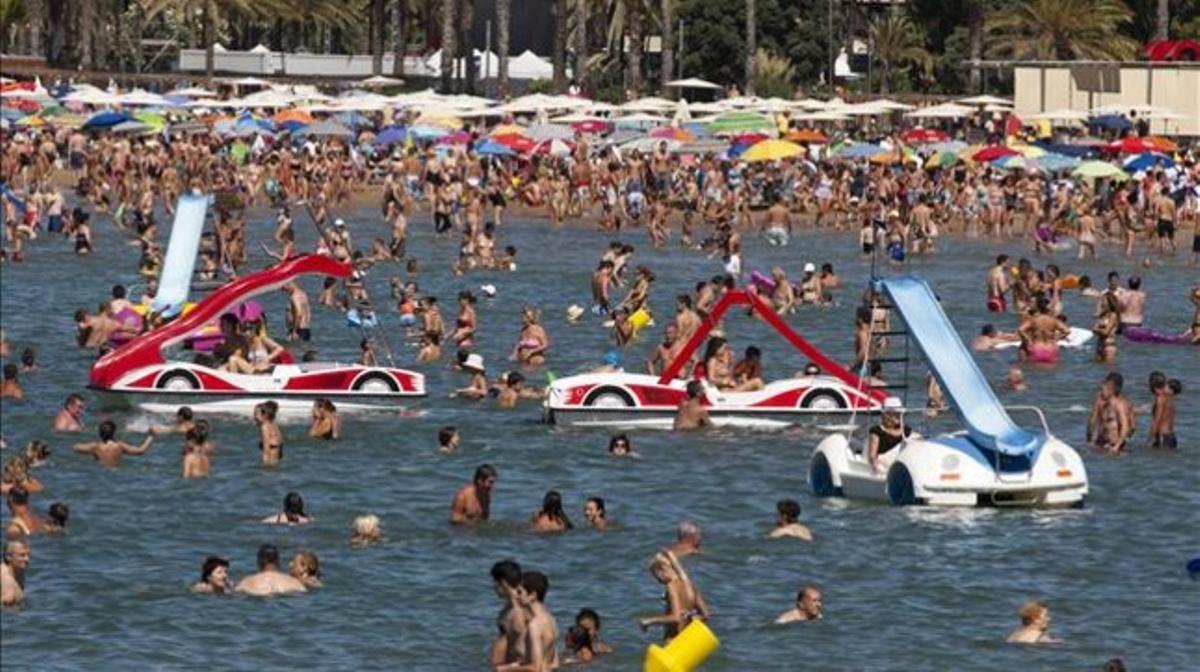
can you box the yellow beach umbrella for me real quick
[1009,143,1045,158]
[740,139,804,163]
[489,123,527,137]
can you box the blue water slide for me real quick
[874,275,1044,456]
[151,194,209,317]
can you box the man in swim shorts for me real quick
[986,254,1010,313]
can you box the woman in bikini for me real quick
[639,553,710,642]
[254,401,283,466]
[529,490,574,533]
[307,399,341,440]
[1093,293,1121,363]
[263,491,312,525]
[511,307,549,367]
[450,290,477,349]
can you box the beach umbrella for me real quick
[111,120,153,135]
[741,139,804,163]
[526,123,574,141]
[83,111,129,128]
[924,150,961,169]
[929,140,967,153]
[1035,153,1080,172]
[1088,114,1133,132]
[958,94,1013,106]
[336,111,371,129]
[870,147,918,165]
[993,155,1040,171]
[375,127,407,146]
[971,145,1018,162]
[1035,142,1095,158]
[664,77,723,90]
[493,133,537,153]
[532,138,574,157]
[435,130,471,145]
[273,109,313,126]
[133,111,167,131]
[489,123,527,137]
[1106,137,1158,154]
[1143,136,1177,153]
[707,111,775,134]
[571,120,610,134]
[650,127,695,142]
[1073,160,1128,180]
[900,128,948,144]
[786,128,828,143]
[1122,153,1174,172]
[405,124,448,140]
[475,140,516,157]
[835,143,885,159]
[168,120,209,135]
[299,119,353,138]
[672,139,730,155]
[360,75,404,88]
[1009,144,1045,158]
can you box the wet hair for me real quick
[821,263,834,273]
[19,348,33,367]
[686,380,705,399]
[1107,271,1120,283]
[491,559,523,588]
[521,571,549,602]
[185,422,209,445]
[176,406,194,421]
[458,290,476,304]
[47,502,69,528]
[1168,379,1182,395]
[112,285,127,299]
[506,371,524,387]
[64,393,85,408]
[293,550,321,579]
[701,336,727,364]
[257,543,280,569]
[2,363,16,380]
[1128,276,1141,290]
[474,463,498,484]
[1103,659,1127,672]
[219,313,239,331]
[540,490,574,529]
[1148,371,1167,391]
[201,555,229,582]
[1018,600,1048,625]
[777,499,801,523]
[438,426,458,446]
[745,346,761,360]
[586,496,606,517]
[7,486,29,507]
[256,400,279,420]
[565,625,592,653]
[576,608,601,630]
[677,521,702,542]
[608,434,631,453]
[301,350,319,362]
[996,254,1008,265]
[24,440,50,462]
[1078,275,1092,289]
[98,420,117,442]
[1105,372,1124,394]
[981,324,996,336]
[283,492,306,521]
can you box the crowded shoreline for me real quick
[2,72,1199,671]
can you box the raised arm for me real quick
[122,435,154,455]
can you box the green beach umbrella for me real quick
[134,111,167,131]
[706,111,775,135]
[229,141,250,164]
[924,150,961,169]
[1073,160,1128,180]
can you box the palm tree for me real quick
[370,0,385,75]
[458,0,475,94]
[966,0,984,91]
[659,0,673,92]
[440,0,456,91]
[496,0,510,97]
[143,0,291,80]
[0,0,26,56]
[868,13,932,93]
[552,0,567,91]
[392,0,408,77]
[625,0,643,95]
[744,0,756,95]
[986,0,1139,61]
[574,0,587,90]
[1157,0,1169,39]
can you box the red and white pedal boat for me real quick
[89,254,425,404]
[544,288,884,428]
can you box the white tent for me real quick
[119,89,171,106]
[958,94,1012,106]
[622,96,676,112]
[904,103,975,119]
[509,50,558,80]
[360,75,404,88]
[248,44,273,54]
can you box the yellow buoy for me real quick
[644,620,720,672]
[630,308,653,336]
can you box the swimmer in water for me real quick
[262,491,312,525]
[767,499,813,541]
[190,556,232,594]
[52,393,87,433]
[307,398,341,440]
[1007,367,1028,392]
[235,544,307,596]
[451,464,496,524]
[583,497,608,531]
[639,553,710,641]
[455,354,488,400]
[490,560,528,668]
[350,514,384,547]
[972,324,1019,351]
[72,420,153,466]
[0,364,22,400]
[672,380,712,430]
[288,550,322,590]
[529,490,574,533]
[254,401,283,466]
[775,584,823,624]
[1006,600,1058,644]
[607,434,641,459]
[437,425,460,454]
[148,406,195,436]
[1,538,30,607]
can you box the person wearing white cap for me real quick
[455,353,488,400]
[329,218,351,262]
[799,263,822,305]
[867,397,912,473]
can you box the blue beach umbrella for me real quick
[1034,141,1096,159]
[83,111,130,128]
[1035,153,1080,172]
[408,124,449,140]
[836,143,886,159]
[375,126,407,146]
[1122,153,1174,172]
[475,140,516,156]
[1088,114,1133,132]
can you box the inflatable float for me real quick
[1123,326,1193,345]
[991,326,1094,350]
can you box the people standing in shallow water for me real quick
[529,490,574,533]
[673,380,712,430]
[1006,600,1058,644]
[52,393,87,433]
[255,401,283,466]
[640,552,710,641]
[190,556,231,594]
[307,398,341,440]
[1088,373,1134,455]
[490,560,527,668]
[1,538,30,607]
[768,499,813,540]
[263,492,312,525]
[288,550,322,589]
[73,420,153,466]
[775,583,823,623]
[235,544,307,596]
[583,497,608,531]
[451,464,496,524]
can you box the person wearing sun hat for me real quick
[799,262,822,305]
[455,353,488,399]
[867,397,911,473]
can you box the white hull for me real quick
[136,398,421,422]
[809,432,1088,508]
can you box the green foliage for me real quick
[527,78,555,94]
[751,49,794,98]
[677,0,746,87]
[986,0,1141,60]
[869,13,933,93]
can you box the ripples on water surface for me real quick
[1,208,1198,670]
